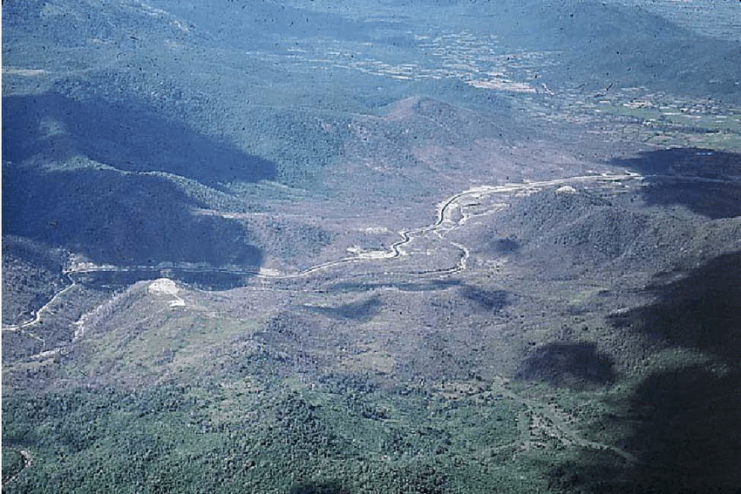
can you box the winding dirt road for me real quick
[3,448,34,485]
[3,171,642,359]
[52,170,643,282]
[480,377,641,465]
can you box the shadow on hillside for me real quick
[612,148,741,219]
[459,286,508,313]
[621,365,741,493]
[556,251,741,492]
[328,279,461,293]
[608,251,741,361]
[2,163,262,271]
[515,342,615,390]
[306,296,382,322]
[489,236,520,255]
[2,92,276,186]
[555,365,741,494]
[288,481,351,494]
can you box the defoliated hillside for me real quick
[486,188,678,276]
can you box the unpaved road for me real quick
[3,448,34,485]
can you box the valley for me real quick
[3,0,741,492]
